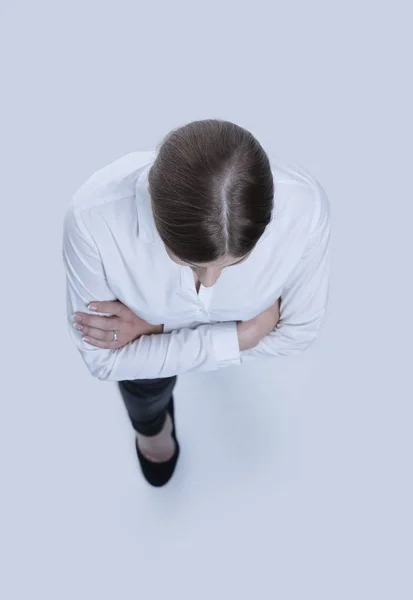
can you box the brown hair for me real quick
[148,119,274,264]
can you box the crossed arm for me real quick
[63,187,330,381]
[72,298,281,355]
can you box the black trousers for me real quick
[118,376,177,436]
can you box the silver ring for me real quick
[112,329,118,342]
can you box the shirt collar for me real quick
[135,161,157,243]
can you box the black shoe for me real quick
[135,396,180,487]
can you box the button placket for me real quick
[180,267,201,305]
[180,267,213,315]
[198,284,213,311]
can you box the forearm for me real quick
[72,320,241,380]
[240,309,327,361]
[236,311,279,351]
[149,322,259,352]
[73,313,273,380]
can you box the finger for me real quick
[87,301,125,317]
[74,313,119,330]
[82,335,119,349]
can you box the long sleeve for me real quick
[62,207,241,381]
[241,183,331,361]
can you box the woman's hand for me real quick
[73,301,163,349]
[237,298,281,351]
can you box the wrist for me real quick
[150,323,164,334]
[132,321,164,340]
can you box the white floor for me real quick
[2,1,412,598]
[4,325,412,599]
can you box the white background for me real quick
[1,1,412,598]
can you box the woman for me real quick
[62,119,330,487]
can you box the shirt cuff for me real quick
[211,321,241,366]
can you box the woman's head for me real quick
[148,119,274,286]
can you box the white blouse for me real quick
[62,150,331,380]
